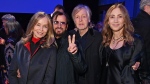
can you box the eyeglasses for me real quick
[53,21,67,26]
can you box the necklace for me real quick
[106,37,124,67]
[112,36,123,44]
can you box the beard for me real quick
[54,27,65,38]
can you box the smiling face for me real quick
[33,17,48,38]
[108,8,125,32]
[74,8,90,30]
[53,15,68,38]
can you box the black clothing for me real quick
[100,35,143,84]
[55,31,87,84]
[8,40,57,84]
[132,10,150,80]
[71,28,102,84]
[0,28,7,84]
[55,37,61,49]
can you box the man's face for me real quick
[53,15,68,38]
[2,20,7,27]
[146,5,150,15]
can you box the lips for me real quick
[112,24,119,27]
[37,32,43,35]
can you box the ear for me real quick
[88,18,91,23]
[66,24,68,30]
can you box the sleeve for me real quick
[129,37,144,66]
[121,36,144,84]
[68,41,87,74]
[8,43,19,84]
[42,45,57,84]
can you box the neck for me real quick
[79,28,88,37]
[112,29,123,39]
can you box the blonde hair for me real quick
[102,3,134,47]
[21,11,55,48]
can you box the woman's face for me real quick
[108,8,125,32]
[74,8,89,30]
[33,17,48,38]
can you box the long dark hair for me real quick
[5,21,24,41]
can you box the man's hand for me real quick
[68,34,78,54]
[132,62,140,70]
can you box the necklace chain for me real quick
[112,36,123,44]
[106,36,124,67]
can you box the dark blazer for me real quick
[55,32,87,84]
[71,28,102,84]
[8,40,57,84]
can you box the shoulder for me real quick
[49,43,57,48]
[15,40,24,47]
[68,29,77,35]
[91,28,102,40]
[133,34,143,45]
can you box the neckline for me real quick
[109,45,124,50]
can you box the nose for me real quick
[40,26,44,31]
[58,23,61,27]
[114,17,118,22]
[79,17,82,22]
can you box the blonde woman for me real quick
[8,12,56,84]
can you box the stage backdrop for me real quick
[0,0,63,14]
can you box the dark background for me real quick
[0,0,140,31]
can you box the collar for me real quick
[32,37,41,44]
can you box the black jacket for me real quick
[55,31,87,84]
[71,28,102,84]
[132,10,150,79]
[99,34,143,84]
[8,40,57,84]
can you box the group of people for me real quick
[0,0,150,84]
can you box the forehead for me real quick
[2,20,7,22]
[37,17,48,24]
[110,8,123,15]
[53,15,67,22]
[75,8,88,15]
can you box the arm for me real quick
[121,36,144,83]
[43,45,57,84]
[68,35,87,74]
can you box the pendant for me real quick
[106,62,109,66]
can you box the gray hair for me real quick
[72,4,92,22]
[1,14,16,21]
[140,0,150,10]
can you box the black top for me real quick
[100,35,143,84]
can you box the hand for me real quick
[17,69,21,78]
[5,79,9,84]
[0,37,5,45]
[132,62,140,70]
[68,34,78,54]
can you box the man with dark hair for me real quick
[52,11,87,84]
[132,0,150,83]
[51,4,65,17]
